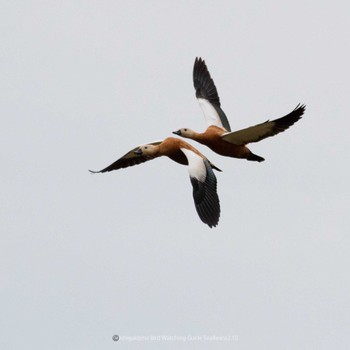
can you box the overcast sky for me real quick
[1,1,350,349]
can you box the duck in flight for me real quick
[89,137,221,228]
[173,57,305,162]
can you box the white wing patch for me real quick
[198,98,223,128]
[180,148,206,182]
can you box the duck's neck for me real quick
[188,131,207,144]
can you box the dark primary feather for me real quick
[89,148,154,173]
[247,103,306,143]
[193,57,221,106]
[89,141,162,173]
[190,160,220,228]
[222,104,305,145]
[193,57,232,132]
[271,103,305,134]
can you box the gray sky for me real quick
[1,1,350,349]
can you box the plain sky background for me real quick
[1,1,350,349]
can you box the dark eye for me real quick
[184,129,187,132]
[145,146,148,149]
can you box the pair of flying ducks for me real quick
[90,58,305,228]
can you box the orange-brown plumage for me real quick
[158,137,208,165]
[89,137,221,227]
[173,57,305,163]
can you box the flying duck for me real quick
[90,137,221,228]
[173,57,305,162]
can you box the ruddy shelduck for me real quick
[173,57,305,162]
[90,137,221,228]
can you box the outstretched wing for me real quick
[193,57,231,132]
[181,148,220,228]
[221,104,305,145]
[89,141,162,173]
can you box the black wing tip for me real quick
[195,56,205,63]
[287,103,306,123]
[194,57,208,75]
[202,210,220,228]
[193,56,222,110]
[194,57,207,70]
[194,57,208,78]
[272,103,306,132]
[294,103,306,115]
[196,200,220,228]
[205,209,220,228]
[89,167,111,173]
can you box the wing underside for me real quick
[221,104,305,145]
[193,57,231,132]
[89,141,162,173]
[181,147,220,228]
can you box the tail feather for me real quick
[247,152,265,162]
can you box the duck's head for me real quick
[134,144,159,156]
[172,128,196,139]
